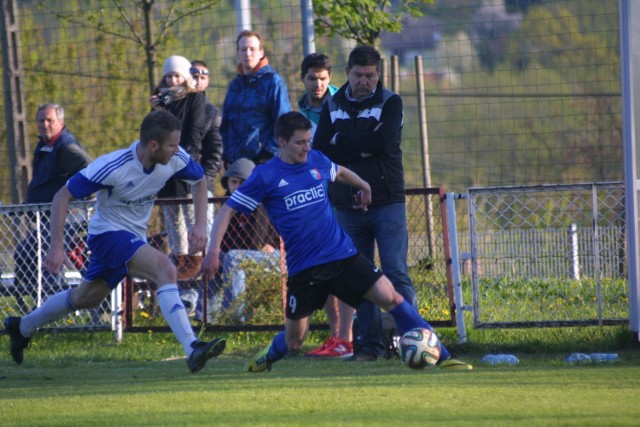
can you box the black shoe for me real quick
[4,317,30,365]
[382,327,400,360]
[344,351,378,362]
[186,338,226,373]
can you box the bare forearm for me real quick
[335,165,372,210]
[191,179,209,228]
[207,204,235,255]
[336,166,370,192]
[49,186,74,250]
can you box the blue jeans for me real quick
[336,203,417,356]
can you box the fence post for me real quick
[1,0,31,203]
[111,284,123,343]
[445,192,469,344]
[569,223,580,280]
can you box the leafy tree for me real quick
[313,0,432,47]
[35,0,221,94]
[19,4,149,161]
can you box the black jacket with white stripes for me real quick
[314,80,406,209]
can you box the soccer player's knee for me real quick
[71,288,103,309]
[390,291,404,306]
[154,258,178,283]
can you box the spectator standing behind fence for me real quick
[176,59,226,316]
[12,103,91,314]
[220,30,291,167]
[190,60,224,193]
[199,111,472,373]
[4,110,225,372]
[314,45,418,362]
[297,53,354,359]
[198,158,280,323]
[151,55,207,262]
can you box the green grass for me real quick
[1,327,640,426]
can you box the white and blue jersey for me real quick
[67,140,204,241]
[227,150,357,276]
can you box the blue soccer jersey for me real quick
[67,141,204,241]
[227,150,357,275]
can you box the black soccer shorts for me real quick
[285,253,384,320]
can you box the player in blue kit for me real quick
[4,110,225,373]
[199,111,471,372]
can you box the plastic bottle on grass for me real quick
[481,354,519,366]
[481,355,497,365]
[565,353,591,364]
[589,353,619,363]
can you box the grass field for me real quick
[1,327,640,426]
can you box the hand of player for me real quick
[44,246,66,275]
[197,250,220,283]
[353,189,371,211]
[187,223,208,255]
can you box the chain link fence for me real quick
[4,183,628,334]
[0,200,108,332]
[468,182,627,328]
[0,189,455,335]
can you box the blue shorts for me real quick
[84,230,146,288]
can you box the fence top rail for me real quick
[0,187,445,212]
[468,182,624,195]
[405,187,443,196]
[0,199,96,215]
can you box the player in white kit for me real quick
[4,110,225,373]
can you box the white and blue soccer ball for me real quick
[399,327,441,370]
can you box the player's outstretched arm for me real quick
[188,178,209,255]
[198,203,237,283]
[335,165,372,211]
[44,186,76,275]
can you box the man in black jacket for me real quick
[314,46,418,362]
[190,60,224,192]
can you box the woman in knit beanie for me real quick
[151,55,208,260]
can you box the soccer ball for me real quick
[399,327,441,370]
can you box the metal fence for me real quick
[0,200,110,333]
[0,188,455,337]
[468,182,628,328]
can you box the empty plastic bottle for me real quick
[481,354,519,366]
[481,354,497,365]
[565,353,592,364]
[588,353,620,363]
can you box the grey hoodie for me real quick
[221,157,256,191]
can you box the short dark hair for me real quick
[191,59,208,68]
[300,53,332,79]
[139,110,181,146]
[347,45,381,71]
[275,111,312,142]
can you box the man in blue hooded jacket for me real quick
[220,30,291,167]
